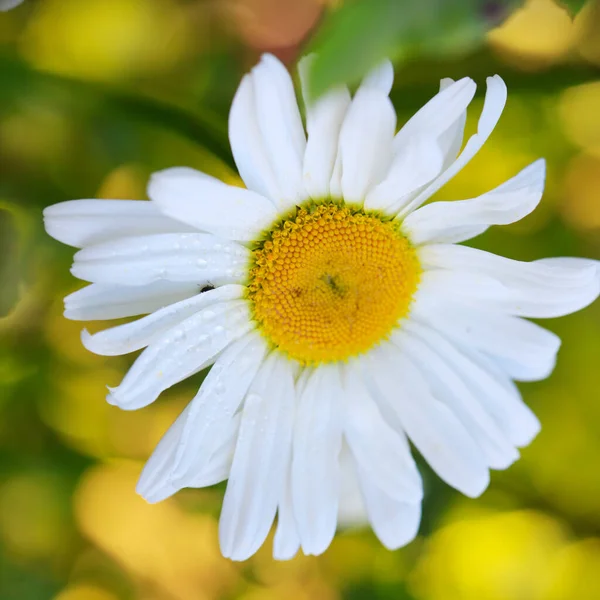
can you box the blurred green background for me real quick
[1,0,600,598]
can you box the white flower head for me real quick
[44,54,600,561]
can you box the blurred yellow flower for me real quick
[574,1,600,66]
[558,82,600,157]
[561,153,600,231]
[96,165,150,202]
[54,585,119,600]
[488,0,575,69]
[75,462,238,599]
[544,539,600,599]
[410,509,568,600]
[20,0,192,81]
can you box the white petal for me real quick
[338,88,397,203]
[419,244,600,319]
[337,444,368,528]
[404,320,540,448]
[506,257,600,318]
[437,78,468,168]
[411,295,560,382]
[364,344,489,497]
[273,465,301,561]
[393,77,476,154]
[250,54,307,208]
[137,403,190,503]
[537,256,600,272]
[420,244,594,283]
[403,159,546,245]
[136,406,239,503]
[148,167,277,241]
[369,76,469,216]
[358,59,394,95]
[0,0,26,11]
[187,422,239,488]
[356,463,421,550]
[292,364,343,556]
[364,136,444,213]
[71,233,248,286]
[417,267,506,301]
[419,265,599,322]
[219,353,295,561]
[107,300,252,410]
[329,152,343,199]
[43,199,195,248]
[169,331,268,483]
[342,366,423,502]
[393,328,519,470]
[229,74,281,202]
[81,284,244,356]
[397,75,507,218]
[464,349,542,446]
[532,258,600,315]
[64,281,200,321]
[298,55,351,199]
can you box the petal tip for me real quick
[462,469,491,499]
[106,386,121,406]
[80,327,93,347]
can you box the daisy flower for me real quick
[44,55,599,561]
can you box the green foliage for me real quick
[0,201,35,317]
[307,0,525,99]
[559,0,588,17]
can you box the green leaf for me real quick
[306,0,405,100]
[0,55,234,171]
[307,0,525,99]
[0,201,34,318]
[558,0,588,17]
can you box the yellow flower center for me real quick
[247,203,421,364]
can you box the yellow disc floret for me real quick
[247,203,421,364]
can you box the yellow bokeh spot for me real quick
[41,365,191,461]
[575,1,600,67]
[248,203,421,364]
[20,0,191,81]
[544,539,600,599]
[558,83,600,157]
[237,580,337,600]
[75,462,238,599]
[410,509,568,600]
[561,153,600,231]
[53,585,119,600]
[488,0,575,68]
[96,164,149,200]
